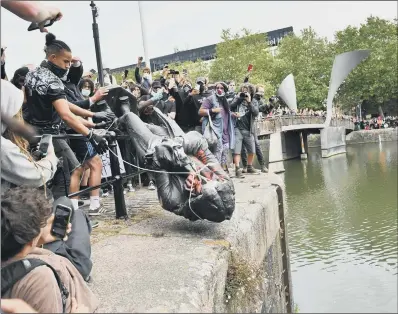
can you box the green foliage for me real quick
[166,59,210,84]
[209,28,274,86]
[274,28,334,109]
[208,16,397,111]
[332,16,398,110]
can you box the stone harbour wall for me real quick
[90,174,293,313]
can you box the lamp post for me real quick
[90,1,104,86]
[138,1,150,70]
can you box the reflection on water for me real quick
[284,142,397,313]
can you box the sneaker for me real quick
[235,168,245,178]
[242,167,248,173]
[127,184,135,192]
[148,181,156,190]
[88,205,103,216]
[101,191,109,198]
[247,165,260,174]
[260,165,269,173]
[78,200,85,207]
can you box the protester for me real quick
[226,80,237,104]
[23,33,112,210]
[199,82,235,173]
[135,56,152,90]
[78,78,95,99]
[241,85,268,173]
[1,187,98,313]
[61,57,109,215]
[180,77,212,133]
[230,84,260,178]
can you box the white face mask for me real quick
[143,73,150,79]
[81,89,90,97]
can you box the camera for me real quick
[169,69,179,75]
[239,92,248,98]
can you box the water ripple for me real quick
[285,142,398,313]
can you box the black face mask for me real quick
[162,92,168,101]
[199,84,205,94]
[46,61,69,78]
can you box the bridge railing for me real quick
[256,115,354,135]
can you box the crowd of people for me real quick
[353,115,398,130]
[0,2,272,312]
[1,1,394,313]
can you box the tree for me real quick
[209,28,274,88]
[272,27,334,109]
[332,16,398,112]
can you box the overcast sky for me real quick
[1,1,396,76]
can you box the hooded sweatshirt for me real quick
[1,79,58,193]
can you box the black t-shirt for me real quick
[24,66,67,131]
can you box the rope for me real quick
[107,149,214,220]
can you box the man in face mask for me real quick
[24,33,112,212]
[135,56,152,90]
[179,77,212,133]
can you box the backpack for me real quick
[1,258,69,313]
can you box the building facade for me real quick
[110,26,293,74]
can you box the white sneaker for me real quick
[127,184,135,192]
[148,181,156,190]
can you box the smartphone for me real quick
[247,64,253,72]
[38,134,52,157]
[27,18,57,31]
[51,204,72,239]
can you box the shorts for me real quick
[53,138,81,174]
[69,138,97,164]
[234,128,255,155]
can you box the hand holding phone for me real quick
[51,204,73,239]
[27,16,58,32]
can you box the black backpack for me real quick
[1,258,69,313]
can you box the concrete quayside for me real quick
[89,174,293,313]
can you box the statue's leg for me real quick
[118,112,161,161]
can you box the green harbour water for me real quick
[283,142,397,312]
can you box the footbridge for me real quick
[256,116,355,173]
